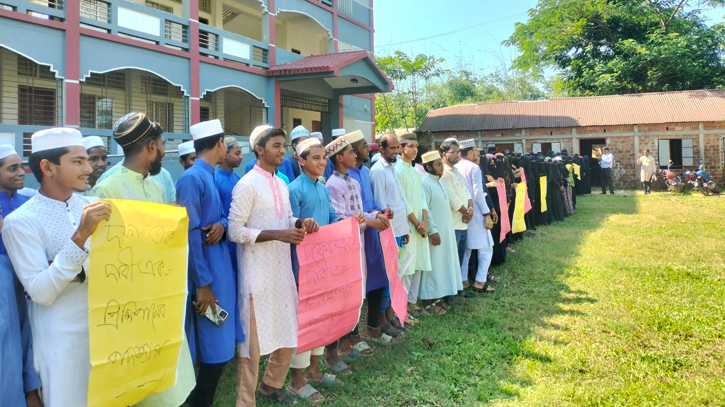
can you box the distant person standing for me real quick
[599,147,614,195]
[637,149,657,195]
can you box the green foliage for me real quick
[506,0,725,95]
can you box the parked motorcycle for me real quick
[685,162,720,196]
[660,161,685,193]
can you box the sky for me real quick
[373,0,725,77]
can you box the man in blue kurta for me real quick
[176,119,241,407]
[0,144,42,407]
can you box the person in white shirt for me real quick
[599,147,614,195]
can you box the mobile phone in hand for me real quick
[203,304,228,327]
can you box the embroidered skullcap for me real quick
[31,128,84,154]
[344,130,364,144]
[190,119,224,140]
[331,128,346,139]
[311,132,323,140]
[296,138,322,156]
[398,132,416,142]
[113,113,154,147]
[459,139,476,149]
[290,125,310,141]
[178,140,195,156]
[325,137,349,157]
[83,136,105,151]
[249,124,274,147]
[0,144,18,160]
[421,151,441,164]
[113,112,137,131]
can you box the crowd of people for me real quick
[0,111,592,407]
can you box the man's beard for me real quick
[150,150,163,176]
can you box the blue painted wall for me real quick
[337,18,371,50]
[275,0,334,33]
[0,17,66,77]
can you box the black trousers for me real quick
[601,168,614,194]
[189,361,227,407]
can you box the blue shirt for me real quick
[0,192,41,403]
[214,168,241,218]
[175,159,241,363]
[324,158,334,180]
[288,173,340,280]
[245,157,296,182]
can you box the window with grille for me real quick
[199,0,211,13]
[22,133,33,157]
[80,95,114,129]
[18,86,56,126]
[147,101,175,133]
[200,106,210,122]
[1,49,62,126]
[145,0,173,13]
[17,57,56,80]
[142,77,182,98]
[83,72,126,90]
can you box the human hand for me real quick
[511,183,518,189]
[491,209,498,224]
[300,218,319,234]
[383,208,394,219]
[354,212,366,224]
[416,222,427,238]
[429,233,441,246]
[376,213,390,229]
[276,228,306,244]
[194,285,218,316]
[485,175,494,182]
[202,222,224,245]
[367,218,389,231]
[72,201,112,248]
[560,186,565,192]
[402,234,409,245]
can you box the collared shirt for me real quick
[441,163,473,231]
[244,157,296,183]
[370,158,410,237]
[97,160,176,204]
[600,152,614,169]
[348,163,381,214]
[90,165,164,203]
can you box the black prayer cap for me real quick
[113,113,153,147]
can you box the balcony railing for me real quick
[1,0,66,20]
[198,23,269,69]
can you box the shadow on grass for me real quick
[208,194,639,407]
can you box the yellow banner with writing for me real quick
[512,183,527,233]
[540,176,548,213]
[88,199,189,407]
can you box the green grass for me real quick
[208,193,725,406]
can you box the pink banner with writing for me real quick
[295,218,364,353]
[379,226,409,327]
[496,178,512,243]
[519,167,533,213]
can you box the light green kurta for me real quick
[394,160,431,274]
[89,166,165,204]
[421,173,462,299]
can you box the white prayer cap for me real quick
[421,151,441,164]
[31,128,84,154]
[178,140,195,156]
[290,125,310,141]
[0,144,18,160]
[190,119,224,140]
[331,128,346,139]
[443,137,458,144]
[325,137,349,157]
[311,132,323,140]
[249,124,274,147]
[344,130,364,144]
[296,138,322,156]
[459,139,476,149]
[83,136,105,151]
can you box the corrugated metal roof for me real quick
[417,89,725,132]
[267,51,369,75]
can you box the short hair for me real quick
[180,153,193,161]
[121,122,164,156]
[330,145,350,164]
[439,139,458,154]
[378,133,395,149]
[299,144,324,160]
[28,147,69,183]
[460,147,474,158]
[194,134,224,154]
[225,137,240,150]
[254,128,286,150]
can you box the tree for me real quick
[506,0,725,95]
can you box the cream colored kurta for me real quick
[440,163,472,231]
[228,166,299,357]
[394,160,431,275]
[638,155,657,182]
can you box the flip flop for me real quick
[390,317,407,332]
[285,383,323,403]
[258,389,298,405]
[352,340,374,355]
[339,349,363,361]
[322,359,352,375]
[365,333,395,346]
[381,322,404,338]
[307,372,342,388]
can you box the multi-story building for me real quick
[0,0,390,182]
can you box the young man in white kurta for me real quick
[3,128,112,407]
[228,125,319,407]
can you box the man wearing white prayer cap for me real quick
[323,128,346,179]
[3,128,113,407]
[310,132,323,140]
[0,143,43,407]
[178,140,196,170]
[289,125,311,179]
[82,136,108,190]
[243,125,296,183]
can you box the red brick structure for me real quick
[416,90,725,188]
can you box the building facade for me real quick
[0,0,390,183]
[416,90,725,189]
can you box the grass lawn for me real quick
[207,193,725,406]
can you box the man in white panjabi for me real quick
[2,128,112,407]
[229,125,319,406]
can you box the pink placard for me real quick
[519,167,533,213]
[379,226,409,326]
[496,178,512,243]
[295,218,364,353]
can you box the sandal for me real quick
[339,349,363,361]
[390,317,407,332]
[365,332,396,346]
[424,304,446,316]
[312,373,341,388]
[380,322,404,338]
[487,275,500,283]
[352,340,374,355]
[258,388,298,405]
[322,359,352,375]
[285,383,323,403]
[404,315,420,325]
[473,283,496,293]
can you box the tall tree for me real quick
[506,0,725,95]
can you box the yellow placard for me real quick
[513,183,527,234]
[88,199,188,407]
[540,176,548,213]
[573,164,581,178]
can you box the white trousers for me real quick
[289,346,325,369]
[461,247,493,283]
[401,270,422,304]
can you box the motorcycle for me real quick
[659,161,685,193]
[685,162,720,196]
